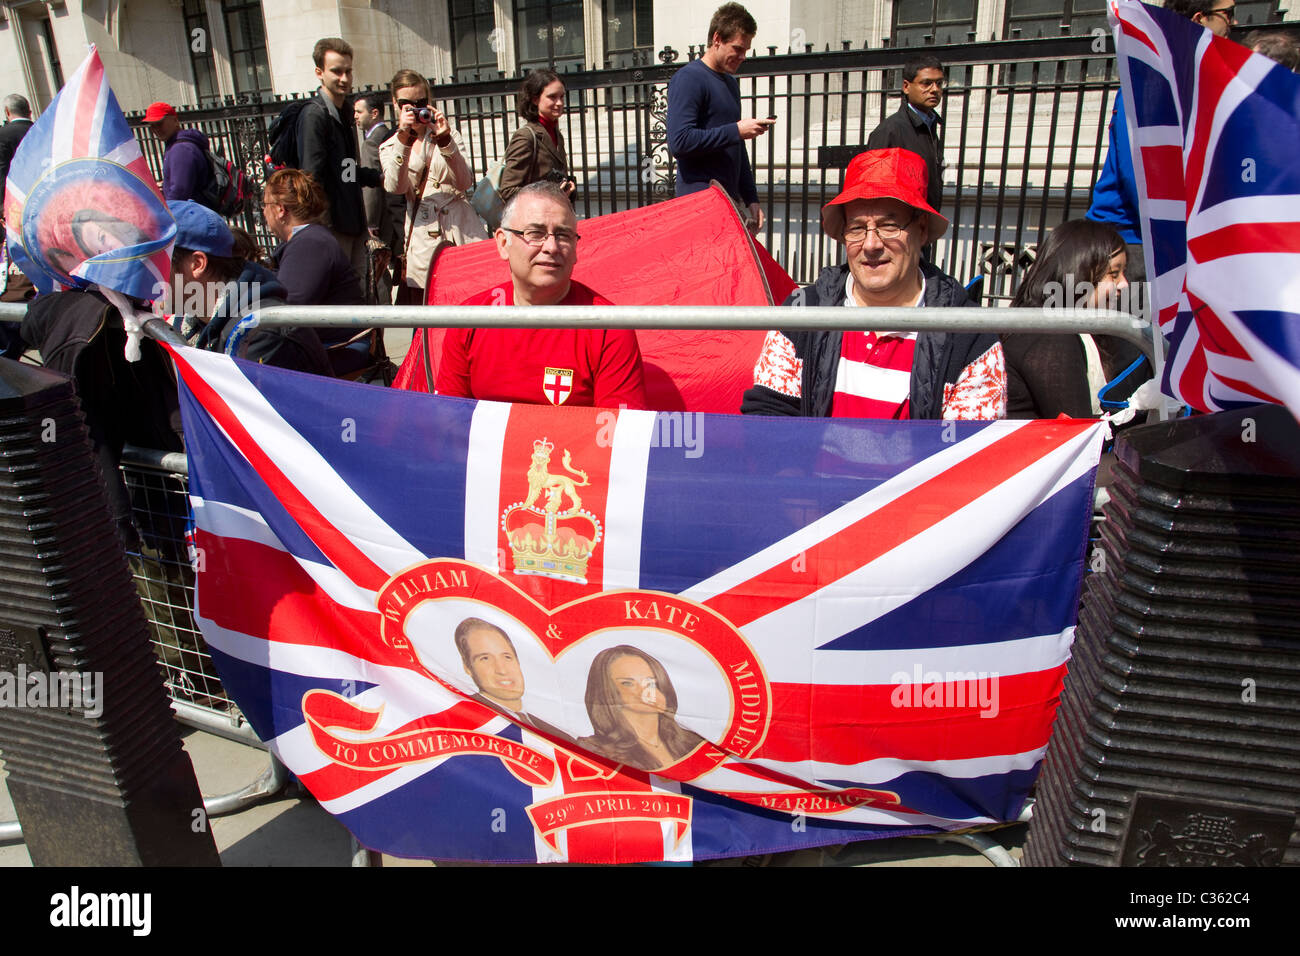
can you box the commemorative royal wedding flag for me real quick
[170,343,1106,863]
[1112,0,1300,417]
[2,47,174,303]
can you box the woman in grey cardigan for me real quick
[499,70,575,204]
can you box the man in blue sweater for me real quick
[145,102,214,204]
[667,3,773,233]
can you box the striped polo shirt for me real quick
[830,273,924,419]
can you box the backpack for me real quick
[468,158,507,233]
[267,98,310,171]
[469,126,538,232]
[198,149,252,217]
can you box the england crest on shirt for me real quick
[542,367,574,406]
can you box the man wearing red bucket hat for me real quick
[741,148,1005,420]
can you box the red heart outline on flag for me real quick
[375,558,772,781]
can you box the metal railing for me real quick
[2,299,1159,366]
[244,302,1158,365]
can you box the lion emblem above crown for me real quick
[502,439,603,584]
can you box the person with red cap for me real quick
[741,147,1005,420]
[144,101,214,204]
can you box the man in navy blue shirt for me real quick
[667,3,772,233]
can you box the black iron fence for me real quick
[125,27,1291,300]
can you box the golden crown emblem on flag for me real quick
[501,438,602,583]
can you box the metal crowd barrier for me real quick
[243,303,1160,366]
[120,444,290,817]
[120,445,253,743]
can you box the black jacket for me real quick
[740,262,994,420]
[22,290,184,547]
[0,117,33,200]
[297,91,381,236]
[179,261,332,376]
[866,104,943,211]
[360,120,404,250]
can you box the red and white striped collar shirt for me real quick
[830,272,923,419]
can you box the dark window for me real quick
[40,17,65,90]
[891,0,978,47]
[222,0,271,95]
[514,0,586,73]
[604,0,653,68]
[1003,0,1107,40]
[184,0,220,105]
[1234,1,1281,26]
[450,0,500,81]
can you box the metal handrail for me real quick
[244,303,1159,365]
[3,300,1158,365]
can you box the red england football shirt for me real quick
[435,281,647,409]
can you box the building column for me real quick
[204,0,236,98]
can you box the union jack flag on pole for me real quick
[2,46,174,302]
[1111,0,1300,416]
[170,344,1105,863]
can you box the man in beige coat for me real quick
[379,69,488,299]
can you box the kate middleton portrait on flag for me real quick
[576,645,706,771]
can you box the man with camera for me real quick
[378,69,486,301]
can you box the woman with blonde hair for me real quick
[379,69,487,301]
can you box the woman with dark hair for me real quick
[1003,218,1146,419]
[499,70,574,205]
[577,645,705,771]
[379,68,486,299]
[70,210,148,258]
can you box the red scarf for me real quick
[539,114,559,145]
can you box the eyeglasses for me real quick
[843,213,916,243]
[1206,4,1235,20]
[502,226,580,247]
[912,78,945,90]
[396,98,429,109]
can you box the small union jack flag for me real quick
[2,46,173,301]
[1111,0,1300,416]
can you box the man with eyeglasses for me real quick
[435,182,646,408]
[1087,0,1238,283]
[742,148,1005,420]
[867,55,947,212]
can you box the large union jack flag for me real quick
[2,47,173,301]
[170,344,1105,863]
[1112,0,1300,415]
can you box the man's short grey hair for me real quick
[499,181,573,230]
[4,94,31,119]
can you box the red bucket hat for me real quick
[821,147,948,242]
[143,102,178,123]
